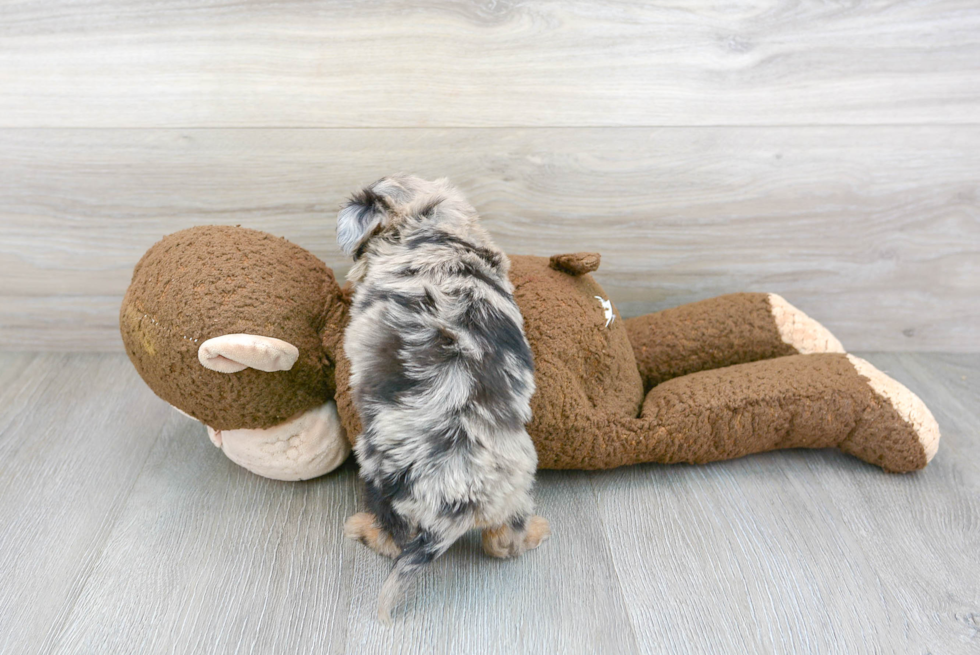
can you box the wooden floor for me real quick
[0,351,976,654]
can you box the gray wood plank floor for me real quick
[0,352,977,654]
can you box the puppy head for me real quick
[337,175,471,259]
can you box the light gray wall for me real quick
[1,1,977,351]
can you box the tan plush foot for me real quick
[768,294,845,354]
[482,516,551,558]
[344,512,402,558]
[847,355,941,464]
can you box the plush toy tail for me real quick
[536,353,939,474]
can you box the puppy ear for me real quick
[337,186,389,257]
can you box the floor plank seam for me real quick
[884,354,978,480]
[0,353,56,456]
[1,353,977,652]
[339,470,361,654]
[585,473,643,654]
[38,411,176,655]
[239,486,297,655]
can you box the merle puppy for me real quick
[337,175,550,622]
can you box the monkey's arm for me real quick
[625,293,844,392]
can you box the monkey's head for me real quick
[120,225,352,479]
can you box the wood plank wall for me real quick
[1,1,977,351]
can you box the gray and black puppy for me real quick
[337,175,550,622]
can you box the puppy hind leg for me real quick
[348,478,414,558]
[482,514,551,558]
[344,512,403,559]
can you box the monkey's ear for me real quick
[198,334,299,373]
[549,252,601,276]
[337,186,390,258]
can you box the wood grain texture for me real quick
[1,127,977,351]
[0,352,976,654]
[50,424,361,655]
[33,359,636,654]
[0,354,171,655]
[588,351,980,654]
[0,1,978,127]
[867,352,980,480]
[340,471,639,655]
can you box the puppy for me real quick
[337,175,550,622]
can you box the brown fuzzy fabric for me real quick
[122,230,932,475]
[510,255,645,463]
[626,293,799,391]
[549,252,601,276]
[535,353,927,473]
[120,226,345,430]
[332,337,361,444]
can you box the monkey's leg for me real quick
[625,293,843,390]
[537,354,938,473]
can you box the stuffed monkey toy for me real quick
[120,226,939,480]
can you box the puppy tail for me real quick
[377,529,447,624]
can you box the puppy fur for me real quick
[338,175,548,622]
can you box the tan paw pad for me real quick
[525,516,551,550]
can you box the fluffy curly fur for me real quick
[338,176,549,622]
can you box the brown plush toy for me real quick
[121,225,939,481]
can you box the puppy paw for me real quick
[343,512,373,540]
[482,516,551,558]
[344,512,401,558]
[524,516,551,551]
